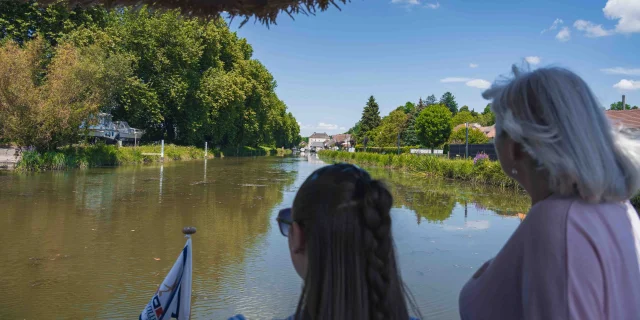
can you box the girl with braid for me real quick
[230,163,421,320]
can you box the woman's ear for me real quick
[290,222,306,254]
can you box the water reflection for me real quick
[0,157,530,320]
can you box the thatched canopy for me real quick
[28,0,349,26]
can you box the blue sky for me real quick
[233,0,640,136]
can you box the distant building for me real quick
[308,132,330,150]
[332,133,353,148]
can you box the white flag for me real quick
[140,237,193,320]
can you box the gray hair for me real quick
[483,65,640,203]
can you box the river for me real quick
[0,154,530,319]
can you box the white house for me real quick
[309,132,330,150]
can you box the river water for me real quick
[0,154,530,319]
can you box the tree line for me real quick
[348,93,635,150]
[0,1,301,150]
[348,93,496,150]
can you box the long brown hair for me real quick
[291,163,420,320]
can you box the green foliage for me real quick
[415,104,453,149]
[359,95,381,142]
[451,110,476,127]
[448,127,490,144]
[459,105,470,113]
[610,101,635,110]
[374,109,408,147]
[319,150,518,189]
[398,101,415,114]
[347,121,361,136]
[1,2,300,151]
[439,92,458,115]
[477,103,495,126]
[0,37,132,150]
[16,143,218,171]
[425,94,437,106]
[353,146,419,154]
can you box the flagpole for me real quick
[182,227,195,320]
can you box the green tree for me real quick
[374,110,408,147]
[451,110,476,127]
[440,92,459,115]
[347,121,361,136]
[398,101,415,114]
[459,105,470,113]
[415,104,453,149]
[425,94,437,106]
[478,103,495,126]
[610,101,634,110]
[448,127,489,144]
[0,38,132,149]
[359,95,381,142]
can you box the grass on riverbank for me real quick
[320,150,640,208]
[16,144,215,171]
[16,144,293,171]
[319,150,517,188]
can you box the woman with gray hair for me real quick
[459,65,640,319]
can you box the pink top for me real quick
[459,195,640,320]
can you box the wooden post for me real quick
[622,95,626,109]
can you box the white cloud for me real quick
[316,122,339,130]
[525,56,541,65]
[555,27,571,42]
[601,67,640,75]
[603,0,640,34]
[441,77,491,89]
[426,1,440,9]
[574,19,614,37]
[441,77,471,83]
[541,18,564,34]
[465,79,491,89]
[613,79,640,91]
[469,63,479,68]
[391,0,420,5]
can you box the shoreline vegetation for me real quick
[319,150,518,188]
[15,144,291,172]
[319,150,640,208]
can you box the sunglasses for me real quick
[276,208,293,237]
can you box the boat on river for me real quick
[82,113,144,144]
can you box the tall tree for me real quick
[449,127,489,144]
[359,95,381,142]
[397,101,415,114]
[374,110,408,147]
[425,94,437,106]
[415,104,453,149]
[440,92,458,115]
[459,105,470,113]
[0,38,132,149]
[451,111,476,127]
[478,103,495,126]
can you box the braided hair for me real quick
[291,163,420,320]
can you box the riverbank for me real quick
[15,144,291,171]
[319,150,640,208]
[319,150,517,188]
